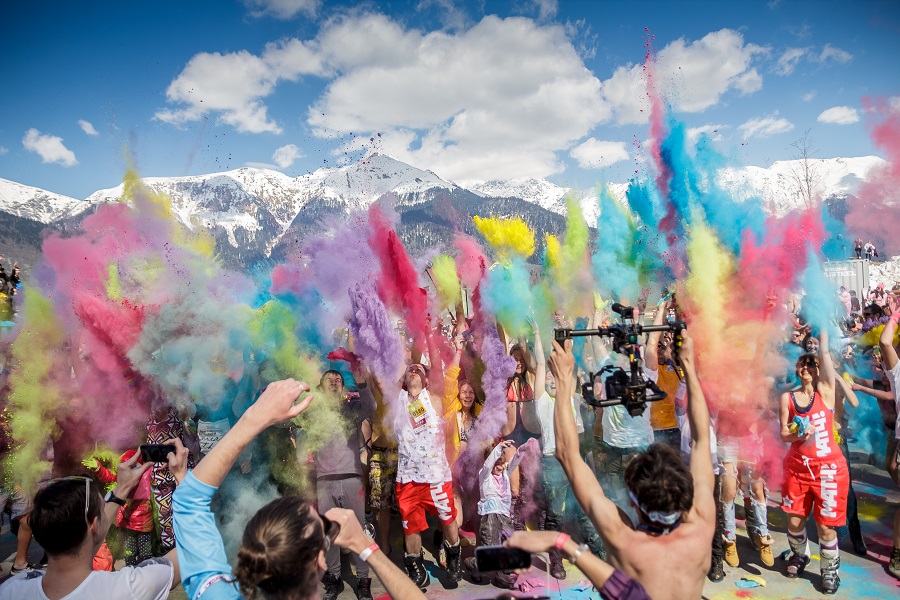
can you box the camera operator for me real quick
[550,328,715,600]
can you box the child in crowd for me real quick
[465,438,536,589]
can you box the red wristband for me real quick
[554,533,571,551]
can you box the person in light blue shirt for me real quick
[170,378,428,600]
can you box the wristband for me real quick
[568,543,589,564]
[553,533,571,551]
[359,542,379,562]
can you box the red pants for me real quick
[781,456,848,527]
[396,481,456,535]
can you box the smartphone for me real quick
[474,545,531,572]
[140,444,171,463]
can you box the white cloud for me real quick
[417,0,469,31]
[154,39,326,133]
[599,29,767,125]
[569,139,629,169]
[817,106,859,125]
[0,146,8,155]
[529,0,558,20]
[22,129,78,166]
[244,0,319,20]
[738,113,794,140]
[801,90,816,102]
[686,124,727,143]
[157,20,766,182]
[774,47,808,75]
[272,143,303,168]
[890,96,900,112]
[816,44,852,64]
[78,119,99,136]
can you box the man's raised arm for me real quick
[677,330,715,519]
[550,339,626,544]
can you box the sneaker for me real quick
[322,572,344,600]
[355,577,373,600]
[491,570,518,589]
[707,555,725,582]
[786,552,810,578]
[724,539,739,567]
[464,557,484,584]
[404,552,430,590]
[549,549,566,580]
[888,546,900,580]
[754,533,775,567]
[821,567,841,595]
[444,540,462,583]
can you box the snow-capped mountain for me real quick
[0,153,888,270]
[719,156,884,216]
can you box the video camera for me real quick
[555,303,685,417]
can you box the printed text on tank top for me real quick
[788,390,839,459]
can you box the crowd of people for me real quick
[0,275,896,600]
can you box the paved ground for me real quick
[2,446,898,599]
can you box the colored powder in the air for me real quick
[368,205,431,352]
[430,254,461,312]
[845,98,900,255]
[544,234,561,269]
[454,234,489,291]
[592,188,641,302]
[6,291,66,494]
[455,322,516,480]
[105,263,122,301]
[798,248,840,337]
[473,215,536,259]
[480,258,535,338]
[683,214,732,366]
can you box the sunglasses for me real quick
[798,360,819,369]
[319,513,340,552]
[48,476,94,527]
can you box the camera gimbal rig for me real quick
[555,303,685,417]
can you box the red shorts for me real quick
[396,481,457,535]
[781,456,849,527]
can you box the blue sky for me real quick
[2,0,898,199]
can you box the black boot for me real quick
[355,577,373,600]
[848,519,867,555]
[322,573,344,600]
[404,551,430,590]
[445,540,462,582]
[548,549,566,579]
[707,554,725,583]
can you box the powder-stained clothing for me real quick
[0,558,174,600]
[314,385,376,479]
[534,391,583,456]
[477,443,525,517]
[396,389,452,484]
[601,364,657,448]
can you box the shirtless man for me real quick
[878,309,900,578]
[779,331,848,594]
[549,328,715,600]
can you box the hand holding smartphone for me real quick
[139,444,172,463]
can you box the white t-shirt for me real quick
[0,558,173,600]
[534,391,584,455]
[396,389,452,484]
[601,364,657,448]
[890,361,900,441]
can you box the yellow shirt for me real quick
[651,365,680,430]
